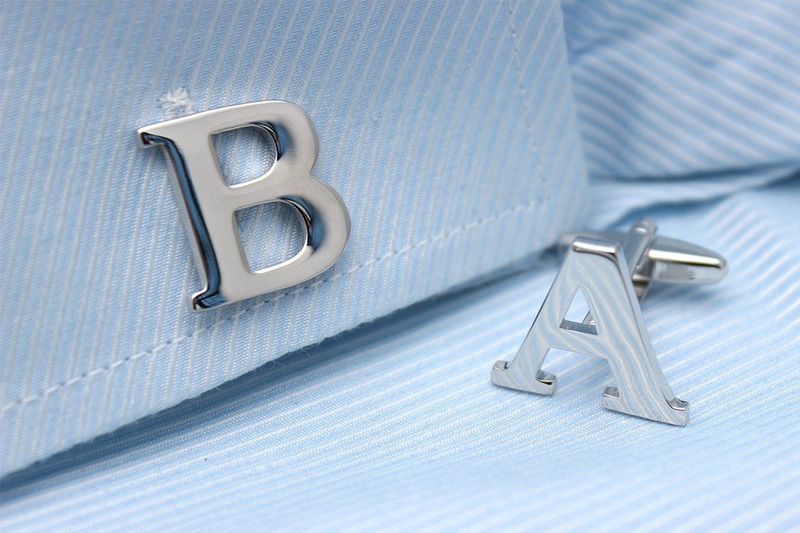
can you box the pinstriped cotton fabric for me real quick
[562,0,800,182]
[2,180,798,530]
[0,1,587,475]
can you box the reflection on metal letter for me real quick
[138,101,350,311]
[492,219,728,426]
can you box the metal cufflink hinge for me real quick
[491,218,727,426]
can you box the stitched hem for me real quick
[1,196,546,414]
[506,0,543,177]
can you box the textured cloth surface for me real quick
[2,180,799,531]
[563,0,800,181]
[0,0,587,475]
[3,0,800,528]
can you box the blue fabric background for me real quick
[2,182,799,530]
[2,0,800,529]
[0,0,587,475]
[563,0,800,181]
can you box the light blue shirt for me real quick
[2,1,799,530]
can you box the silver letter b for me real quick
[139,101,350,310]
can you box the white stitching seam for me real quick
[2,5,550,417]
[505,0,542,176]
[1,196,545,414]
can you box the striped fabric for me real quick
[3,0,800,529]
[563,0,800,181]
[0,0,587,475]
[2,181,799,530]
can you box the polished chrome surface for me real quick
[139,101,350,311]
[559,221,728,300]
[493,219,728,426]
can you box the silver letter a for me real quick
[492,237,689,426]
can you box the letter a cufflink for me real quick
[138,101,350,311]
[491,219,727,426]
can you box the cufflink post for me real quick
[558,219,728,301]
[492,218,727,426]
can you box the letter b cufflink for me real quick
[139,101,350,311]
[492,219,727,426]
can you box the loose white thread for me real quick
[159,88,194,119]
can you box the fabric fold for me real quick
[0,0,587,475]
[3,179,798,530]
